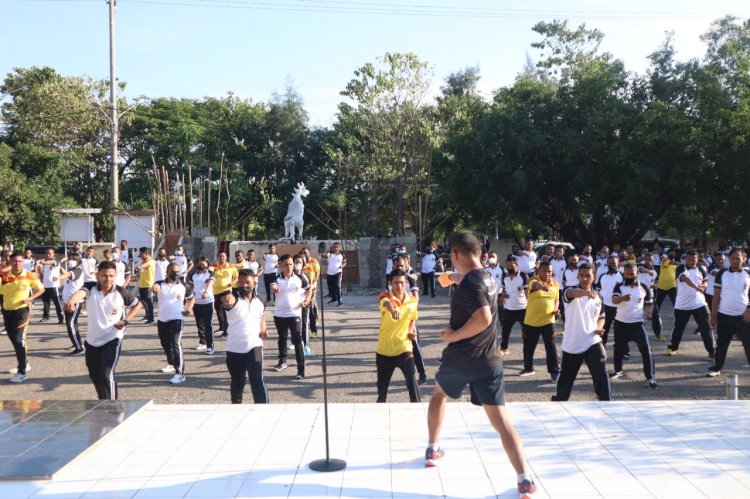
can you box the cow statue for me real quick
[284,182,310,242]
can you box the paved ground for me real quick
[2,286,748,404]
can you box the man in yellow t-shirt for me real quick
[520,261,561,381]
[0,253,45,382]
[137,248,156,323]
[375,269,420,403]
[212,251,238,336]
[653,249,679,336]
[302,247,321,338]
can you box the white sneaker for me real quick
[206,347,215,355]
[161,365,176,374]
[169,374,186,384]
[8,364,30,374]
[195,344,207,351]
[9,373,28,383]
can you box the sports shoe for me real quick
[518,478,537,499]
[518,369,535,377]
[206,347,215,355]
[274,362,288,372]
[169,374,186,384]
[622,353,630,361]
[666,348,677,356]
[654,334,667,342]
[500,348,510,356]
[195,344,207,351]
[310,331,318,339]
[647,379,658,389]
[69,348,85,356]
[161,365,176,374]
[424,447,444,467]
[706,367,721,377]
[8,364,30,374]
[9,373,28,383]
[221,332,228,338]
[707,353,715,362]
[550,372,560,383]
[303,345,311,357]
[418,373,428,385]
[295,373,305,380]
[609,371,623,379]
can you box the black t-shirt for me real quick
[441,269,503,369]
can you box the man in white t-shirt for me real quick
[173,244,193,284]
[708,248,750,377]
[420,245,437,298]
[552,263,611,401]
[262,243,279,302]
[272,254,311,379]
[667,251,716,358]
[595,255,623,346]
[515,239,537,276]
[153,248,170,285]
[499,256,528,355]
[153,263,194,384]
[38,247,63,323]
[246,249,261,277]
[81,246,98,284]
[188,256,216,353]
[325,242,346,306]
[64,261,141,400]
[550,245,568,323]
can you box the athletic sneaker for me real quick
[274,362,288,372]
[647,379,658,389]
[518,369,535,377]
[608,371,624,379]
[518,478,537,499]
[303,345,311,357]
[8,364,30,374]
[69,349,85,356]
[169,374,186,384]
[666,348,677,356]
[654,335,667,342]
[9,373,28,383]
[418,373,428,385]
[550,372,560,383]
[295,373,305,380]
[161,365,176,373]
[310,331,318,339]
[622,353,630,361]
[500,348,510,356]
[706,367,721,377]
[424,447,444,467]
[195,344,207,351]
[206,347,215,355]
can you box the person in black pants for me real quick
[553,263,611,401]
[187,257,216,353]
[272,255,312,379]
[324,242,346,306]
[391,255,428,384]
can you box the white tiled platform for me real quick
[2,401,749,498]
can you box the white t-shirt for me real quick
[714,269,750,316]
[562,287,604,354]
[114,261,128,287]
[562,267,579,288]
[502,272,528,310]
[596,272,623,307]
[120,248,130,266]
[421,253,436,273]
[154,258,170,282]
[42,261,61,288]
[273,273,310,318]
[62,267,84,302]
[225,296,265,353]
[81,256,98,283]
[157,282,192,322]
[173,254,191,277]
[612,281,653,323]
[188,270,215,305]
[81,283,139,347]
[637,267,657,289]
[675,265,707,311]
[486,265,506,294]
[517,250,537,275]
[551,258,567,288]
[595,258,610,279]
[263,253,279,274]
[23,258,35,272]
[248,261,260,275]
[706,265,722,297]
[385,252,394,275]
[327,253,345,276]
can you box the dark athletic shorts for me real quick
[435,363,506,406]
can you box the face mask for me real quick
[111,253,119,260]
[167,271,178,281]
[158,254,166,260]
[175,251,182,256]
[294,263,303,271]
[608,265,617,272]
[397,249,405,255]
[198,265,207,271]
[624,277,636,286]
[488,257,497,265]
[238,286,253,298]
[68,261,78,269]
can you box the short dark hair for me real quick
[685,250,698,257]
[46,247,55,253]
[278,253,293,263]
[197,255,209,263]
[714,250,724,257]
[238,268,255,278]
[140,247,151,255]
[578,262,594,272]
[449,232,482,257]
[729,248,747,258]
[389,268,407,279]
[538,261,551,270]
[11,252,24,260]
[98,260,116,271]
[623,262,637,271]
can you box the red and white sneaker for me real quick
[424,447,445,467]
[518,478,537,499]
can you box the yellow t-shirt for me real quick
[213,263,238,295]
[0,269,44,311]
[658,258,677,290]
[138,258,156,288]
[377,291,418,357]
[524,277,559,327]
[304,258,321,293]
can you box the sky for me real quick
[1,0,749,127]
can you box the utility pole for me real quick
[108,0,119,206]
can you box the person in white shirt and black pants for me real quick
[222,269,269,403]
[38,247,64,323]
[420,245,437,298]
[272,254,312,379]
[187,257,216,353]
[708,249,750,377]
[500,256,528,355]
[552,263,611,401]
[59,255,85,354]
[610,263,657,388]
[262,244,279,303]
[667,251,716,358]
[595,255,623,346]
[153,263,194,384]
[65,261,141,400]
[325,242,346,306]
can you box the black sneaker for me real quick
[424,447,444,467]
[274,362,288,372]
[647,379,658,389]
[518,478,537,499]
[418,373,428,385]
[69,349,85,356]
[550,372,560,383]
[609,371,624,379]
[518,369,535,377]
[295,373,305,380]
[706,367,721,377]
[622,353,630,361]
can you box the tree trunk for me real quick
[393,178,405,236]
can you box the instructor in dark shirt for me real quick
[424,232,537,499]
